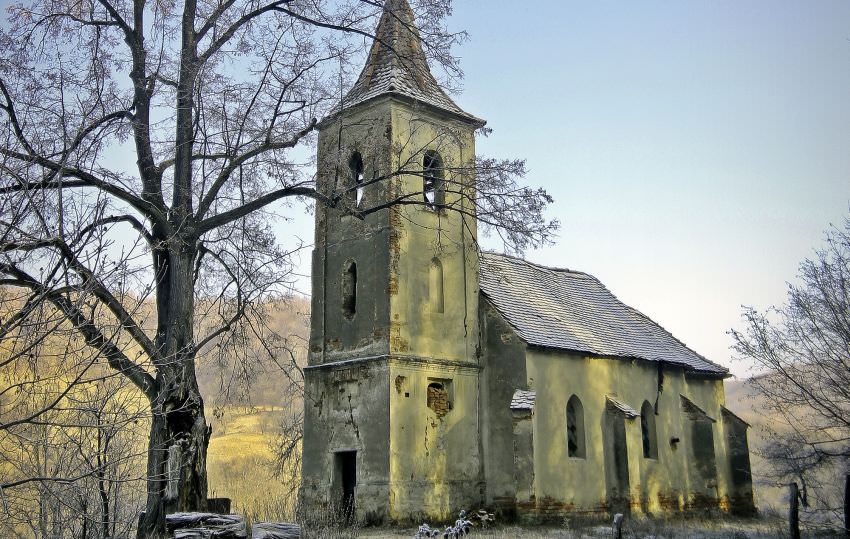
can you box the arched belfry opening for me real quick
[349,152,364,207]
[423,150,445,209]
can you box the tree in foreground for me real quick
[0,0,556,536]
[731,214,850,526]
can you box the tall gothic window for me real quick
[641,400,658,459]
[423,150,445,209]
[349,152,364,207]
[566,395,585,458]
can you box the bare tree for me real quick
[0,0,556,536]
[731,214,850,526]
[0,306,148,539]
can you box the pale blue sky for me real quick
[445,0,850,376]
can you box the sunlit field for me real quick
[207,405,300,525]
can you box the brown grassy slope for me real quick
[201,296,310,522]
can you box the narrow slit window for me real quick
[641,400,658,459]
[423,150,445,209]
[342,261,357,318]
[566,395,585,458]
[349,152,364,207]
[429,257,444,313]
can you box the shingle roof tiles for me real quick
[606,396,640,419]
[335,0,483,125]
[479,252,728,375]
[510,389,536,411]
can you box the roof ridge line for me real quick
[482,250,590,277]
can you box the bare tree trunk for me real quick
[137,248,210,539]
[98,469,109,539]
[844,473,850,539]
[80,498,88,539]
[789,482,800,539]
[96,417,110,539]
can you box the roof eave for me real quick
[318,91,486,130]
[522,342,728,377]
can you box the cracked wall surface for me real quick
[301,95,483,524]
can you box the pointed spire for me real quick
[339,0,483,125]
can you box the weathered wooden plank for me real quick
[166,512,247,539]
[251,522,301,539]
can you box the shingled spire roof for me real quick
[339,0,483,125]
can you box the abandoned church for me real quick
[299,0,755,523]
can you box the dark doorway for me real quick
[335,451,356,520]
[603,411,631,514]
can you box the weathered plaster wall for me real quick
[300,361,391,521]
[309,101,394,365]
[387,360,482,521]
[382,100,483,521]
[478,298,528,512]
[523,348,736,517]
[386,102,479,363]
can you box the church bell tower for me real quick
[300,0,487,523]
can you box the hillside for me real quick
[201,296,310,522]
[725,377,846,526]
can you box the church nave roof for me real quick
[479,252,728,376]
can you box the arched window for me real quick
[423,150,445,209]
[641,400,658,459]
[342,261,357,318]
[349,152,364,207]
[429,257,444,313]
[566,395,585,458]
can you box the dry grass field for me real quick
[207,405,300,524]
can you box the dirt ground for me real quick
[355,516,841,539]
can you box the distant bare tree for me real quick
[0,311,148,539]
[731,215,850,526]
[0,0,556,536]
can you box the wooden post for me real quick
[612,513,623,539]
[789,482,800,539]
[844,473,850,539]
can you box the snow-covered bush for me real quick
[413,510,495,538]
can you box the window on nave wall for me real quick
[566,395,585,459]
[641,400,658,459]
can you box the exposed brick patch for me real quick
[427,384,450,417]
